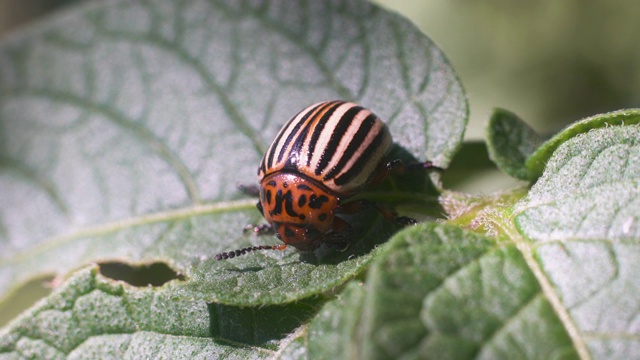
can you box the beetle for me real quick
[214,100,440,260]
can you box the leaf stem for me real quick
[489,210,592,360]
[0,199,257,267]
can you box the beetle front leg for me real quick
[243,223,275,235]
[338,200,417,226]
[385,159,443,175]
[241,201,275,235]
[237,183,261,197]
[369,159,443,186]
[324,217,352,251]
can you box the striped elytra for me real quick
[214,100,439,261]
[258,100,392,194]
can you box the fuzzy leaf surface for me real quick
[514,125,640,358]
[0,266,322,359]
[301,224,579,359]
[486,108,545,180]
[526,110,640,177]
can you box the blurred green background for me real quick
[1,0,639,326]
[372,0,640,139]
[2,0,638,140]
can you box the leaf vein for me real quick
[510,227,592,359]
[215,0,355,100]
[0,155,69,215]
[96,28,267,156]
[6,88,202,204]
[0,199,256,267]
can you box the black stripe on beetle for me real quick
[276,101,333,166]
[334,129,387,186]
[314,105,363,176]
[323,113,377,180]
[305,101,344,166]
[308,194,329,209]
[262,105,310,172]
[259,106,303,176]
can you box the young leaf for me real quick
[486,108,640,181]
[526,110,640,177]
[486,108,545,180]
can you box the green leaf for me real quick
[0,266,321,358]
[526,110,640,177]
[308,144,640,357]
[514,125,640,358]
[515,125,640,241]
[487,108,640,181]
[0,0,466,331]
[305,281,367,359]
[303,223,579,359]
[486,108,545,180]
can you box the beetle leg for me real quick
[338,200,417,226]
[386,159,443,175]
[243,223,274,235]
[325,217,352,251]
[369,159,443,186]
[395,216,417,226]
[240,201,274,235]
[336,199,372,214]
[237,183,261,197]
[373,203,418,226]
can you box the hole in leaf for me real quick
[98,261,186,287]
[0,275,53,328]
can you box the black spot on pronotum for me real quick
[99,261,186,287]
[319,213,328,221]
[283,191,299,217]
[309,194,329,209]
[297,184,312,191]
[298,194,307,207]
[271,189,284,215]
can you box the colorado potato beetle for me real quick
[215,100,440,260]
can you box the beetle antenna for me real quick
[214,244,287,260]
